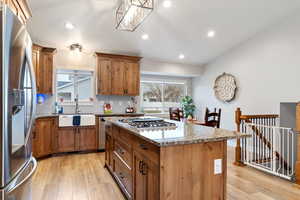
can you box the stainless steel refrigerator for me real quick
[0,5,37,200]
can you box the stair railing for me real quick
[234,108,279,166]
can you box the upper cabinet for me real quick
[95,53,141,96]
[32,44,56,94]
[1,0,32,24]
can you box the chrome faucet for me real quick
[74,95,80,114]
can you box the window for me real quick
[141,81,187,114]
[56,69,93,104]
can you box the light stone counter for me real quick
[106,117,250,147]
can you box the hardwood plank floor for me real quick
[32,148,300,200]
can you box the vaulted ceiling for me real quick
[27,0,300,65]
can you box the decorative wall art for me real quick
[213,72,237,102]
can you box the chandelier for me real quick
[116,0,154,31]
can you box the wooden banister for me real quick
[234,108,244,166]
[234,108,279,166]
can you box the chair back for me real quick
[169,107,183,121]
[204,107,221,128]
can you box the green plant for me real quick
[181,96,196,118]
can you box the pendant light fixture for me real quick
[116,0,154,32]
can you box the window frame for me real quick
[140,79,188,114]
[55,69,94,106]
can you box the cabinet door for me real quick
[39,52,53,94]
[124,62,140,96]
[57,127,76,152]
[77,126,98,151]
[32,118,54,158]
[105,134,112,169]
[133,152,159,200]
[111,60,125,95]
[32,47,40,92]
[97,59,112,95]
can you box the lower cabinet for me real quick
[133,151,159,200]
[57,127,76,153]
[77,126,98,151]
[105,124,159,200]
[58,126,98,152]
[32,117,56,158]
[33,117,98,158]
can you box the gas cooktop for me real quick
[119,118,177,129]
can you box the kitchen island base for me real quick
[105,123,229,200]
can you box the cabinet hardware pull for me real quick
[142,162,148,175]
[139,143,148,150]
[139,160,143,173]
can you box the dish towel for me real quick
[73,115,81,126]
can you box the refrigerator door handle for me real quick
[6,157,37,193]
[24,43,37,145]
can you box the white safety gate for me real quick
[241,123,296,180]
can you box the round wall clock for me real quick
[213,72,237,102]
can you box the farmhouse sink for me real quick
[58,114,96,127]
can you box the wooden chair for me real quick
[169,107,183,121]
[203,107,222,128]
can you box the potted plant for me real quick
[181,96,196,120]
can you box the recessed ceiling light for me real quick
[141,34,149,40]
[163,0,172,8]
[65,22,75,30]
[207,30,216,38]
[179,54,185,59]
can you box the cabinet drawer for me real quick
[132,136,159,165]
[113,155,133,197]
[114,139,132,168]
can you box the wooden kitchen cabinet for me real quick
[106,124,160,200]
[124,62,140,96]
[57,127,76,153]
[1,0,32,24]
[106,123,227,200]
[32,44,56,94]
[96,52,141,96]
[111,60,125,95]
[77,126,98,151]
[97,58,112,95]
[133,151,159,200]
[32,117,56,158]
[58,126,98,153]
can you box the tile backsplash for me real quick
[36,95,140,115]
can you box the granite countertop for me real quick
[35,112,145,119]
[106,117,250,147]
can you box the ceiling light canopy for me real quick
[207,30,216,38]
[116,0,154,31]
[163,0,172,8]
[65,22,75,30]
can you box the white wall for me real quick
[141,58,203,77]
[192,12,300,131]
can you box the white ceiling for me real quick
[27,0,300,65]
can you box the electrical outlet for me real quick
[214,159,222,175]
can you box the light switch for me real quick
[214,159,222,175]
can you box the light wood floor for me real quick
[32,148,300,200]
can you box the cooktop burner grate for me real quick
[119,118,177,129]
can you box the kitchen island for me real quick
[104,117,248,200]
